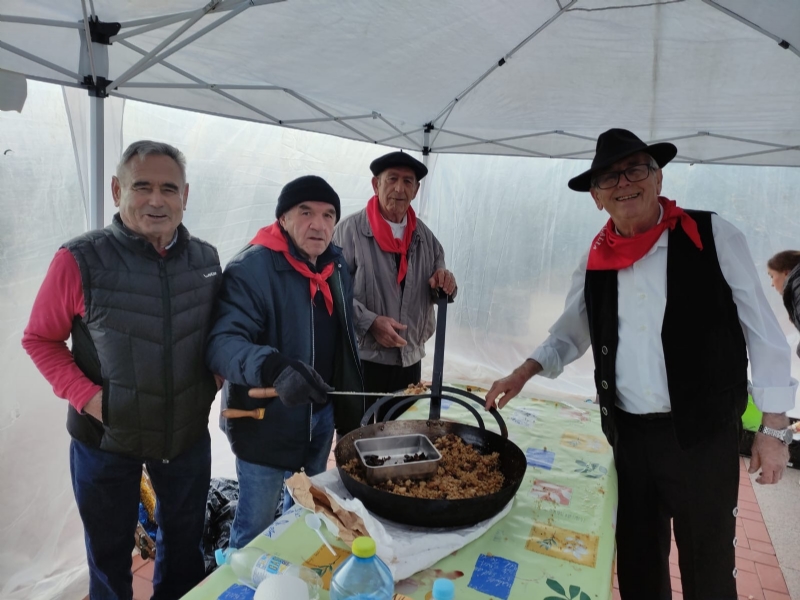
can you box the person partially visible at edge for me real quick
[767,250,800,358]
[205,175,364,548]
[333,151,457,421]
[22,141,222,599]
[484,128,797,600]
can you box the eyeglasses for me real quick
[592,164,654,190]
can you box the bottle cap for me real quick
[214,548,229,566]
[214,549,225,566]
[432,578,455,600]
[351,536,376,558]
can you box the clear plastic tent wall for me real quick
[2,82,800,598]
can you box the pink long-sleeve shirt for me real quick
[22,248,100,412]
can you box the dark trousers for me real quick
[613,409,740,600]
[362,360,422,421]
[70,432,211,600]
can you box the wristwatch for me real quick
[757,424,793,446]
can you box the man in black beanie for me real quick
[206,175,364,547]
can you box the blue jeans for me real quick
[70,432,211,600]
[230,403,334,548]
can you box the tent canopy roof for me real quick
[2,0,799,166]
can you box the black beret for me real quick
[275,175,341,221]
[369,151,428,181]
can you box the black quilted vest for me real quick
[64,215,221,460]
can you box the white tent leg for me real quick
[89,94,104,230]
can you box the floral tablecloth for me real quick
[183,387,617,600]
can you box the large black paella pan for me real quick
[334,293,527,528]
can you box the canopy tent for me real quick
[2,0,800,227]
[3,0,800,160]
[2,2,800,599]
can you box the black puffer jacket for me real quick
[65,214,221,460]
[783,264,800,358]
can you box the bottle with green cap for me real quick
[329,536,394,599]
[432,578,455,600]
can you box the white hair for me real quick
[116,140,187,182]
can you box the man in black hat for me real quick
[206,175,364,547]
[333,151,457,419]
[484,129,796,599]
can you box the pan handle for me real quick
[359,393,428,427]
[358,386,510,439]
[383,393,487,431]
[429,290,451,420]
[441,386,509,438]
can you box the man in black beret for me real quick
[206,175,364,547]
[334,151,457,418]
[485,129,796,599]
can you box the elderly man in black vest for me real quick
[23,141,221,599]
[485,129,797,600]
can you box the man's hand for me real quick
[272,362,332,407]
[484,359,543,410]
[82,390,103,422]
[429,269,456,295]
[749,412,790,484]
[261,353,333,406]
[369,316,408,348]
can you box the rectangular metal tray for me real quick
[354,434,442,484]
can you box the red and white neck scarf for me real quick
[366,195,417,283]
[587,197,703,271]
[250,222,334,315]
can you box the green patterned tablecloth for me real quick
[183,388,617,600]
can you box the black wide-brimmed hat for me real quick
[568,129,678,192]
[369,151,428,181]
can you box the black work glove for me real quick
[261,353,332,407]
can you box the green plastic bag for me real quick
[741,394,762,432]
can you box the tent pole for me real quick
[88,95,104,230]
[79,14,116,231]
[417,124,432,217]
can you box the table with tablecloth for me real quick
[183,388,618,600]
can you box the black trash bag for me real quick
[202,477,239,574]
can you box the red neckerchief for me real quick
[250,222,334,315]
[366,195,417,283]
[587,197,703,271]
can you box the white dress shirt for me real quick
[530,212,797,414]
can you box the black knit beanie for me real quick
[275,175,341,221]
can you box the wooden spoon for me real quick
[220,387,279,419]
[220,407,266,420]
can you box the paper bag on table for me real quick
[286,472,368,545]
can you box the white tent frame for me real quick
[1,0,799,227]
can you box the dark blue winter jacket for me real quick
[206,240,363,470]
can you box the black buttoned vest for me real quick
[585,210,748,449]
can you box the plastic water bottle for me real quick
[214,547,322,598]
[329,536,394,599]
[432,578,455,600]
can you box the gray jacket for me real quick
[333,207,455,367]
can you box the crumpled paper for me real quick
[286,469,512,581]
[286,472,368,544]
